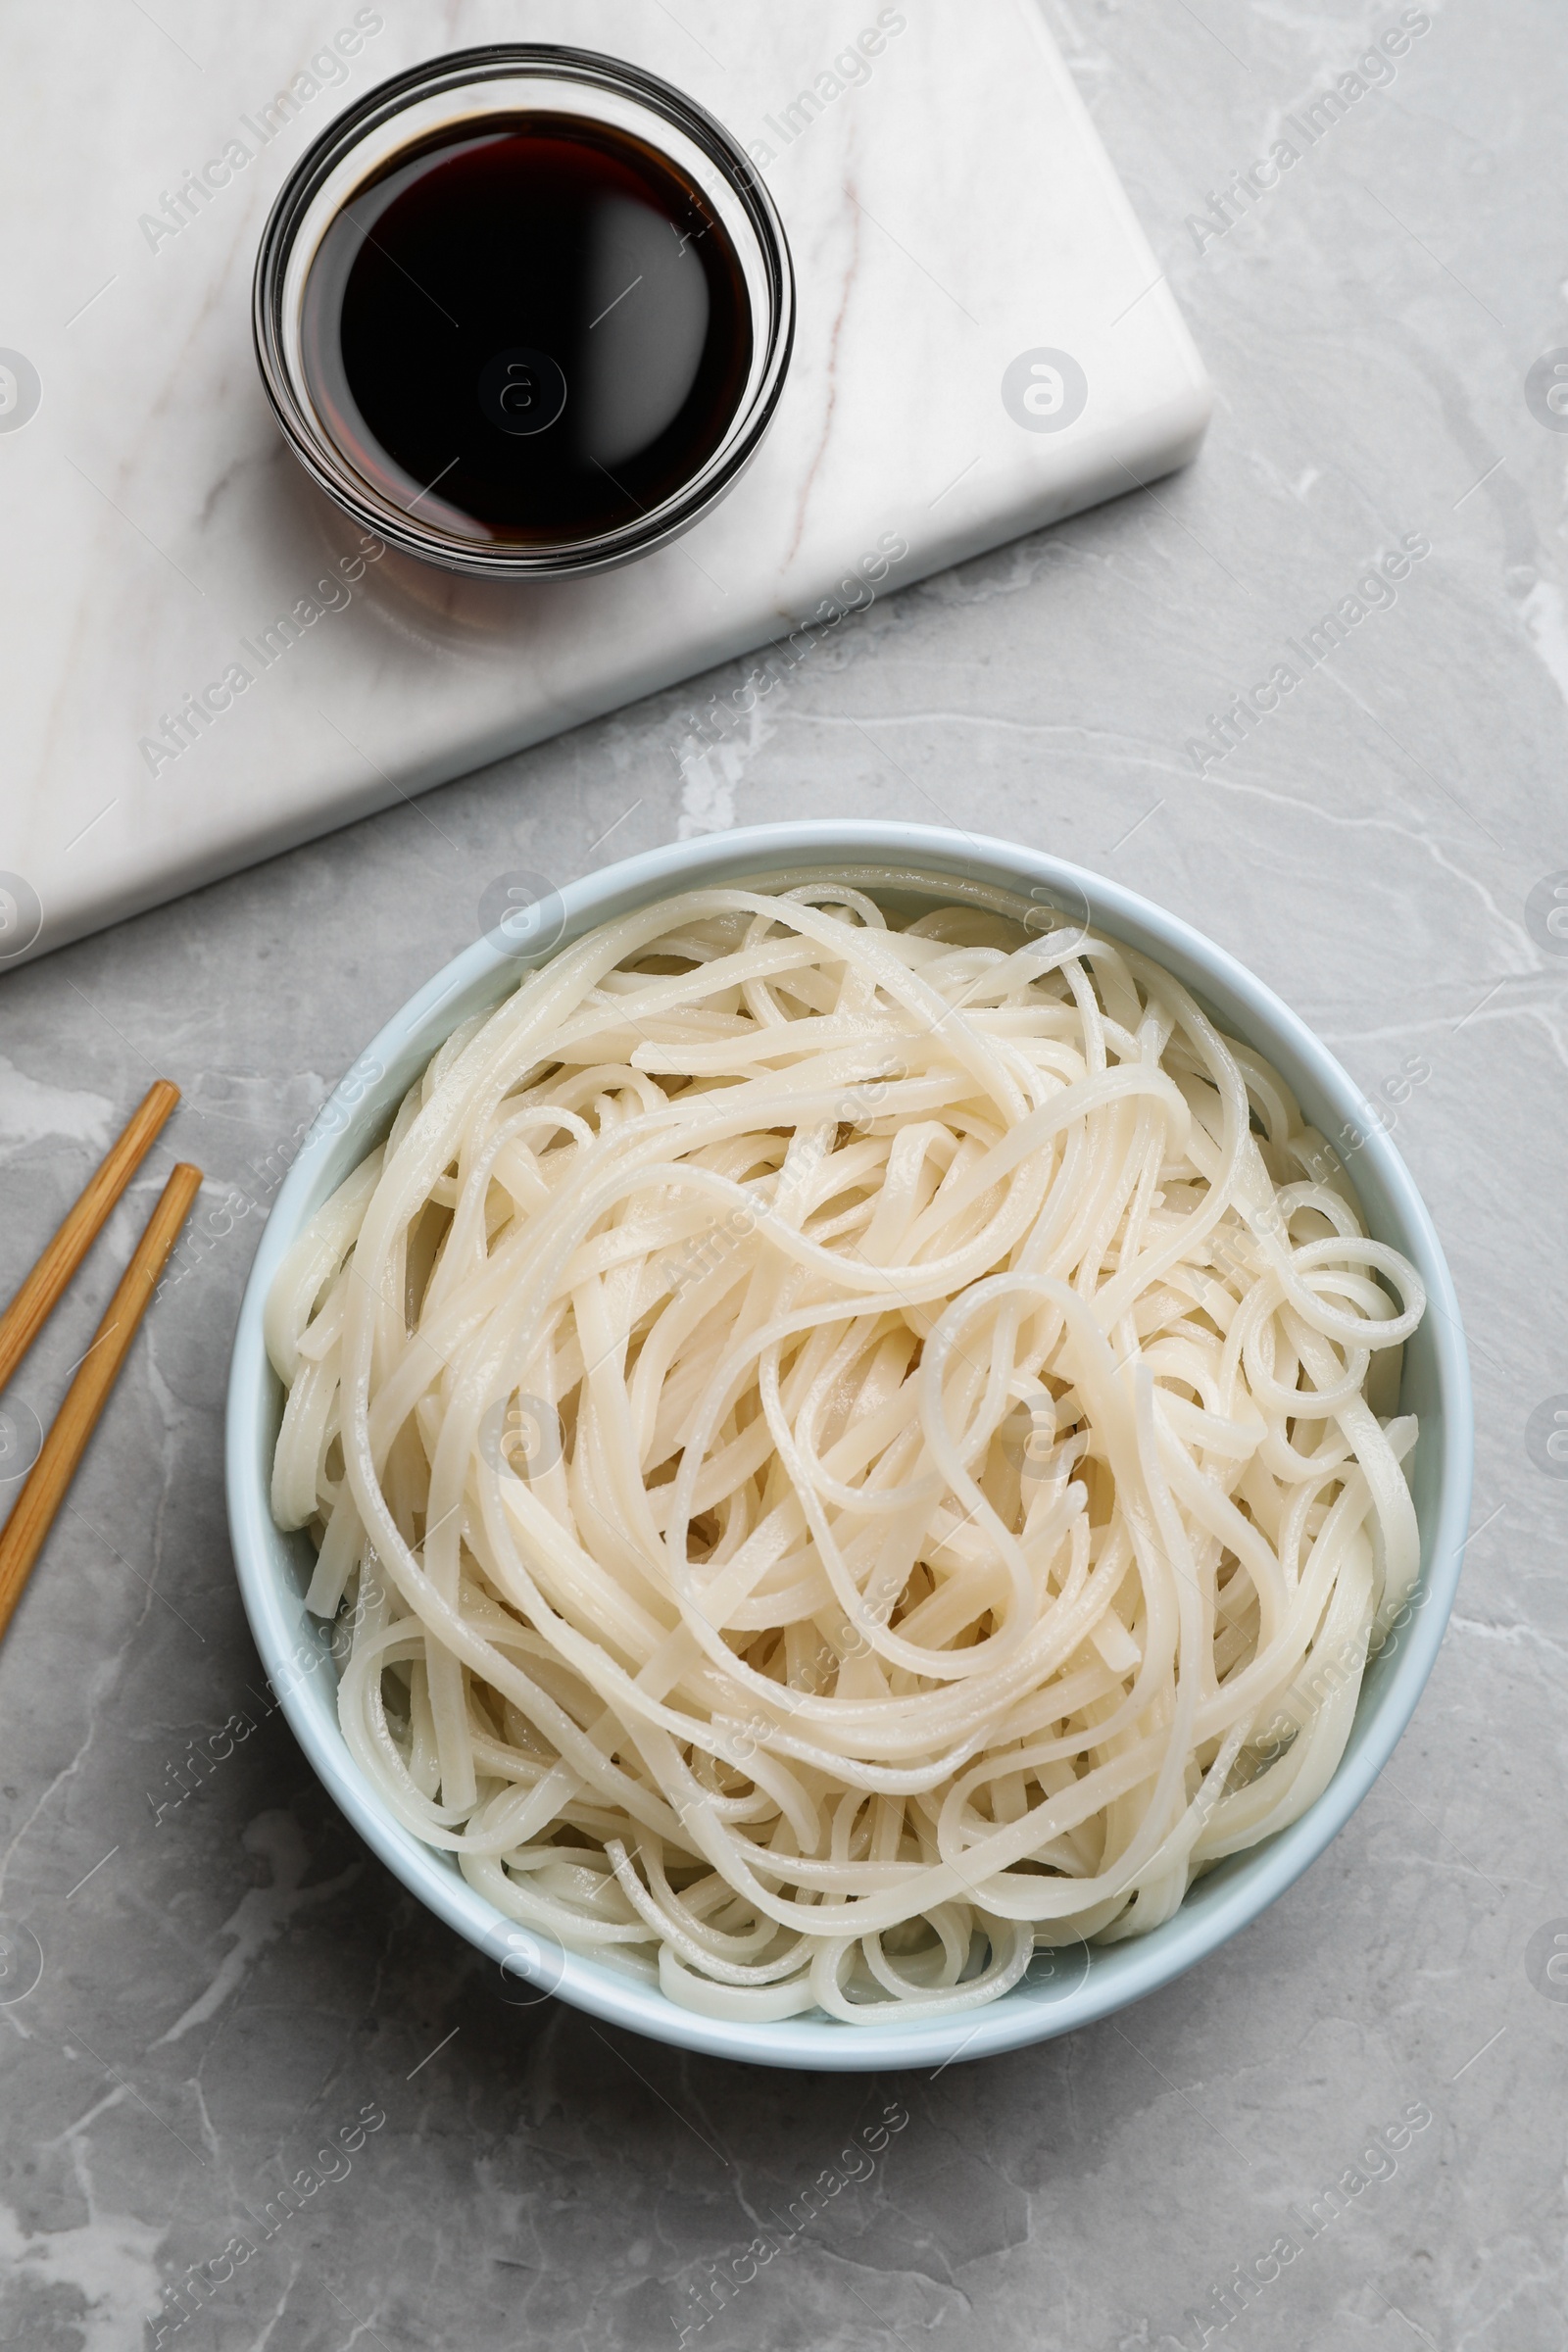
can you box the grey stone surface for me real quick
[0,1,1562,2345]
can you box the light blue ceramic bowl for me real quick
[225,821,1472,2071]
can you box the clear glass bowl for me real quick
[252,45,794,577]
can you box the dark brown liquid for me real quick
[300,115,753,547]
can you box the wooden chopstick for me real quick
[0,1161,203,1644]
[0,1077,180,1396]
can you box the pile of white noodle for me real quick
[266,879,1424,2024]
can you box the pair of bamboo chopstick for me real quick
[0,1081,203,1643]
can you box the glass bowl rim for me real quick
[251,41,796,578]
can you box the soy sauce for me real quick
[300,116,753,547]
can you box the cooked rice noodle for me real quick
[265,877,1424,2023]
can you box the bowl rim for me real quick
[224,819,1473,2071]
[251,42,796,579]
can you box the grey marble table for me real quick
[2,2,1563,2346]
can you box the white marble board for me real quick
[0,0,1209,964]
